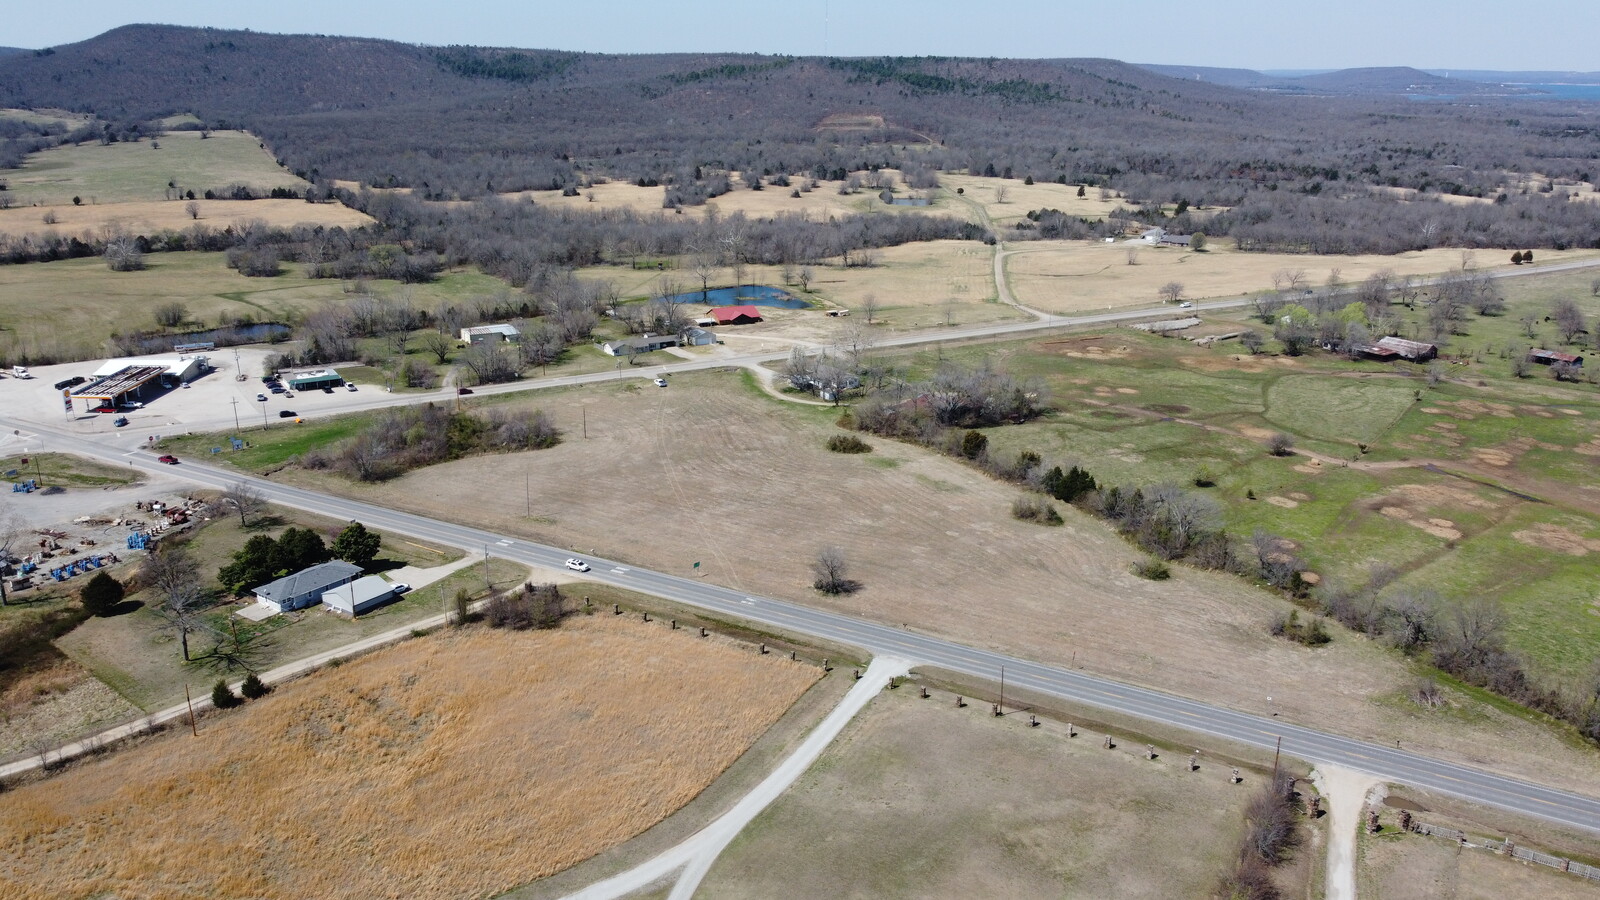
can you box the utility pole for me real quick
[998,665,1005,716]
[184,683,198,736]
[230,397,240,435]
[483,544,491,593]
[525,471,530,516]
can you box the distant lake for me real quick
[668,284,810,309]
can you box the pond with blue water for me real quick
[667,284,810,309]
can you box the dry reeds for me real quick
[0,617,817,900]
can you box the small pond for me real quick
[666,284,810,309]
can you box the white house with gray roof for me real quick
[252,561,363,613]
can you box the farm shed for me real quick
[601,334,681,356]
[1372,336,1438,362]
[1158,234,1193,248]
[287,369,345,390]
[709,305,763,325]
[1529,348,1584,367]
[680,326,717,346]
[460,323,521,344]
[253,560,362,614]
[321,575,398,616]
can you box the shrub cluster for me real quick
[826,434,872,454]
[1010,495,1062,526]
[1269,609,1330,646]
[485,582,568,630]
[303,403,559,481]
[218,527,330,594]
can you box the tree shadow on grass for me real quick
[105,599,145,617]
[243,514,288,532]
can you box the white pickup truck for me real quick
[11,365,30,379]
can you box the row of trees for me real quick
[217,522,379,594]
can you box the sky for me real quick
[7,1,1598,72]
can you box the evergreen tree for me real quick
[211,679,242,709]
[240,673,271,699]
[79,571,125,617]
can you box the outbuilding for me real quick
[1529,348,1584,367]
[1372,336,1438,362]
[252,560,363,614]
[321,575,399,616]
[708,305,763,325]
[680,326,717,346]
[460,323,521,344]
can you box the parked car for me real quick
[346,383,358,392]
[564,558,591,572]
[256,393,268,401]
[156,454,179,464]
[270,386,285,394]
[322,386,334,393]
[279,409,297,418]
[654,376,668,387]
[391,582,411,594]
[457,387,474,395]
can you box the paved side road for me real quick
[9,422,1600,836]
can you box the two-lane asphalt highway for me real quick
[12,420,1600,835]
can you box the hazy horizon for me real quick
[5,1,1599,72]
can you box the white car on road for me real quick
[565,558,591,572]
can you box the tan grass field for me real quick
[1,130,306,207]
[700,686,1264,898]
[270,372,1600,798]
[1005,241,1600,313]
[0,197,373,239]
[0,108,94,129]
[0,617,818,900]
[940,171,1128,225]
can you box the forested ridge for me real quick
[3,24,1600,253]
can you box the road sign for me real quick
[693,561,700,569]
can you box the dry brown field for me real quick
[273,372,1600,798]
[699,686,1268,899]
[0,617,818,900]
[0,198,374,239]
[0,657,137,760]
[1004,241,1600,313]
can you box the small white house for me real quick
[460,324,521,344]
[681,326,717,346]
[321,575,398,616]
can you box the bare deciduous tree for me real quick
[811,546,857,594]
[1158,281,1185,304]
[0,506,26,606]
[146,545,207,661]
[419,330,455,365]
[861,293,880,324]
[1552,299,1587,344]
[219,481,265,527]
[185,200,201,220]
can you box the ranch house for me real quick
[253,560,363,614]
